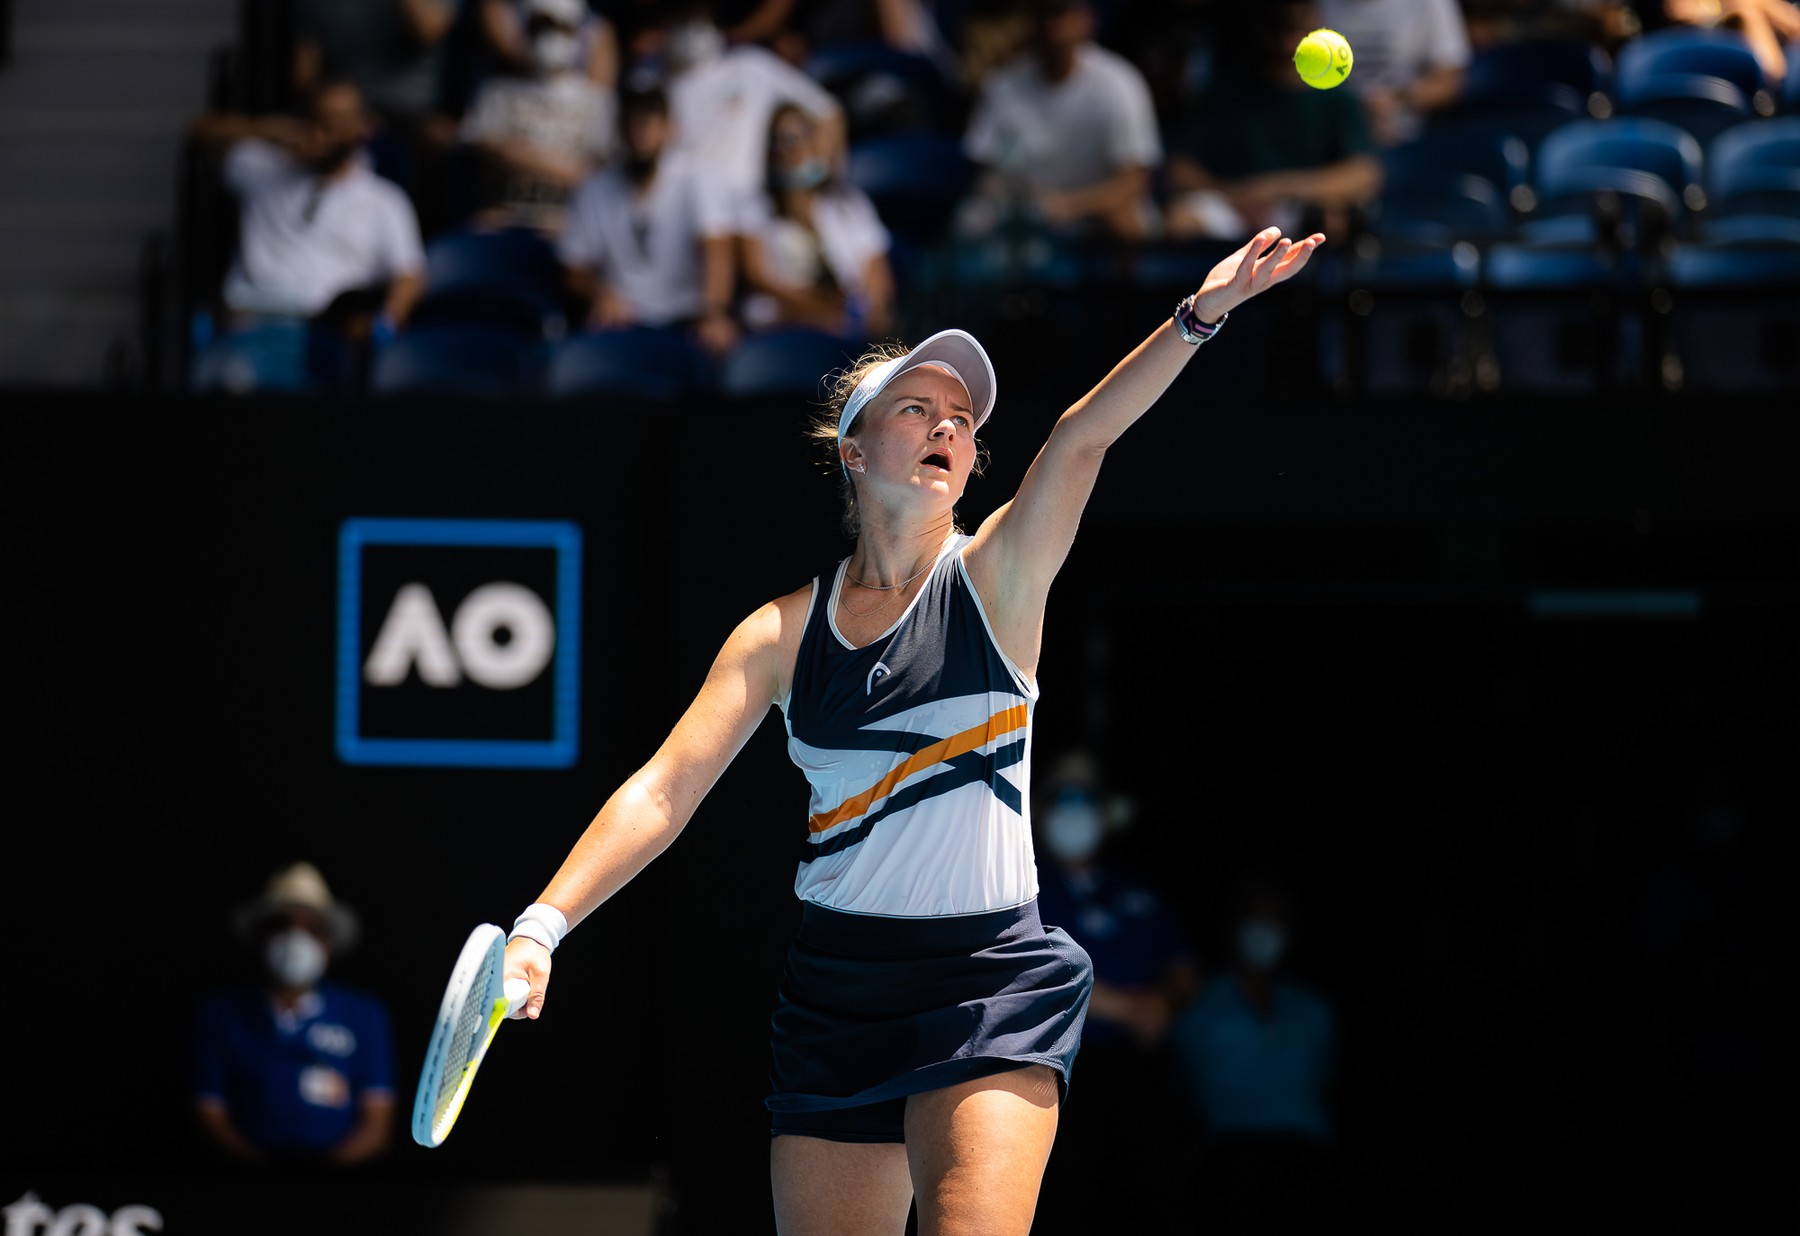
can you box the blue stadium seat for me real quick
[1617,73,1753,146]
[189,319,350,394]
[717,328,857,400]
[1661,240,1800,393]
[1536,117,1705,207]
[1373,172,1515,246]
[806,41,952,139]
[1614,26,1777,116]
[1382,127,1535,216]
[368,324,539,398]
[1340,241,1482,397]
[1528,117,1704,248]
[1480,242,1637,393]
[1463,38,1614,104]
[545,328,706,402]
[413,228,567,338]
[847,133,975,242]
[1433,40,1612,150]
[1706,118,1800,219]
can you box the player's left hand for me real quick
[1191,227,1325,323]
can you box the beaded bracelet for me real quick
[1173,296,1228,345]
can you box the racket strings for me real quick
[432,950,501,1128]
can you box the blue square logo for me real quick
[336,519,582,767]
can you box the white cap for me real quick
[524,0,587,25]
[838,328,997,445]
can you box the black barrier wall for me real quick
[5,386,1795,1234]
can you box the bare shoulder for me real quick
[733,582,815,705]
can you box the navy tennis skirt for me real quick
[766,898,1093,1140]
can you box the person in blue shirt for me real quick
[1032,750,1198,1235]
[1170,872,1337,1231]
[191,862,396,1166]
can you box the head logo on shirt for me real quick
[866,662,891,695]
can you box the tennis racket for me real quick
[411,923,531,1148]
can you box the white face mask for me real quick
[1237,919,1287,972]
[1041,790,1105,864]
[666,21,724,68]
[531,30,582,76]
[265,928,328,988]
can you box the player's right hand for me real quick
[504,937,552,1021]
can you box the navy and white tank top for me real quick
[780,536,1040,917]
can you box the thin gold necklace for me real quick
[840,542,944,617]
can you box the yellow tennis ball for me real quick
[1294,28,1353,90]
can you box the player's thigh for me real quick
[904,1065,1061,1236]
[771,1134,913,1236]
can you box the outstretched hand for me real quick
[1191,227,1326,323]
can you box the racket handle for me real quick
[503,977,530,1013]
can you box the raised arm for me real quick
[964,227,1322,672]
[502,592,803,1018]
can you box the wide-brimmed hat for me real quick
[232,861,360,951]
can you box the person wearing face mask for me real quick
[558,80,743,354]
[736,103,896,339]
[1168,873,1337,1231]
[653,1,848,202]
[460,0,619,232]
[188,81,427,345]
[190,863,395,1167]
[1029,751,1198,1235]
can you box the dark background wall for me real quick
[3,367,1793,1232]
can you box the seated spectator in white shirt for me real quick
[460,0,618,233]
[736,103,896,339]
[557,83,741,355]
[1316,0,1471,147]
[475,0,619,87]
[960,0,1163,242]
[190,80,426,340]
[653,1,847,202]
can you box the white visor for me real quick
[837,328,997,445]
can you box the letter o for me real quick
[450,583,556,690]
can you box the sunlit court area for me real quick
[4,1,1795,1233]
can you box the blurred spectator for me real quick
[460,0,618,232]
[959,0,1162,242]
[1031,750,1197,1236]
[1162,0,1381,241]
[190,81,426,344]
[293,0,459,141]
[736,103,896,338]
[1485,1,1800,81]
[1315,0,1470,148]
[652,1,848,200]
[191,863,396,1167]
[558,83,740,353]
[1170,871,1337,1233]
[1655,0,1798,81]
[476,0,621,85]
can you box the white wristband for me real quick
[507,902,569,953]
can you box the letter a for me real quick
[364,584,462,686]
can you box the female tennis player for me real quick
[503,224,1323,1235]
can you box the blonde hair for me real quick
[807,342,989,538]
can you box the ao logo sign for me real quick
[336,519,582,767]
[4,1193,161,1236]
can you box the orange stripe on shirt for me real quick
[808,704,1029,835]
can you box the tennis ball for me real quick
[1294,28,1353,90]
